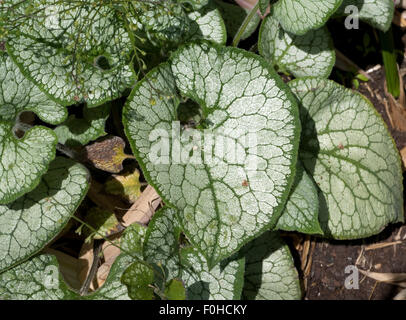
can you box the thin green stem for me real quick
[70,214,135,259]
[232,1,260,47]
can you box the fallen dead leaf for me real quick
[43,248,81,290]
[384,93,406,131]
[383,68,406,132]
[81,136,135,173]
[300,236,316,292]
[96,238,122,287]
[301,235,311,271]
[93,185,161,287]
[122,185,161,226]
[77,240,98,291]
[395,0,406,9]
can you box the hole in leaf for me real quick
[94,55,111,70]
[177,99,202,128]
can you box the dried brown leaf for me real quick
[77,241,98,291]
[81,136,134,173]
[43,248,81,290]
[93,186,161,286]
[122,185,161,226]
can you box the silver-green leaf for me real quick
[0,253,133,300]
[143,207,245,300]
[241,231,302,300]
[123,42,300,267]
[0,53,65,204]
[0,254,77,300]
[289,78,404,239]
[187,4,227,45]
[0,123,57,204]
[179,0,210,10]
[180,246,245,300]
[0,53,67,124]
[276,162,323,235]
[336,0,394,32]
[5,0,135,107]
[0,157,89,272]
[259,0,270,15]
[259,14,335,78]
[143,208,182,281]
[129,0,226,48]
[273,0,343,35]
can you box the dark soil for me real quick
[303,20,406,300]
[305,225,406,300]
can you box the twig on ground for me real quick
[79,240,103,296]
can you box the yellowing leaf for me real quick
[82,136,134,173]
[105,169,142,203]
[77,207,119,242]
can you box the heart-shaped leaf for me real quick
[0,53,66,204]
[123,42,300,267]
[259,14,335,78]
[0,53,67,124]
[276,162,323,235]
[5,0,135,107]
[336,0,394,32]
[0,123,57,204]
[0,253,134,300]
[143,208,246,300]
[0,157,89,272]
[241,231,302,300]
[273,0,343,35]
[289,78,404,239]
